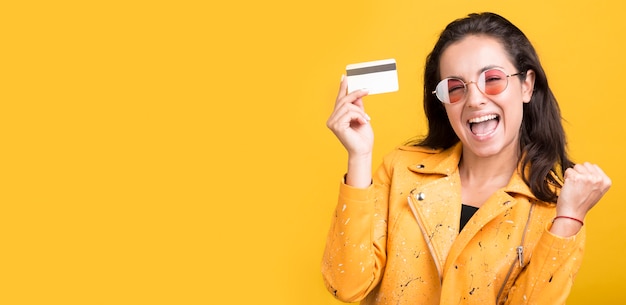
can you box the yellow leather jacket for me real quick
[322,143,585,305]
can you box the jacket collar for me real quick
[406,142,537,201]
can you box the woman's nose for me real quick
[464,81,487,107]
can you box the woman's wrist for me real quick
[345,153,372,188]
[553,215,584,226]
[550,215,584,237]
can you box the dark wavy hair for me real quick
[413,12,573,203]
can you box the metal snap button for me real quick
[417,192,425,201]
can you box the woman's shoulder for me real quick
[382,144,452,167]
[396,145,443,154]
[385,144,441,158]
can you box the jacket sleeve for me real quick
[321,156,393,303]
[505,224,586,305]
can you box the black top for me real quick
[460,204,479,232]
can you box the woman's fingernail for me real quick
[341,74,345,82]
[365,113,371,121]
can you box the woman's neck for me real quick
[458,148,519,207]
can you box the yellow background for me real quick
[2,0,625,304]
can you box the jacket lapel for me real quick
[442,168,537,274]
[406,144,463,280]
[442,190,516,273]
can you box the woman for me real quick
[322,12,611,305]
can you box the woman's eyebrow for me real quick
[479,65,505,72]
[441,65,506,79]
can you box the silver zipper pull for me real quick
[517,246,524,268]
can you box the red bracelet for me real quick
[553,215,584,226]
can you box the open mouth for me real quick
[468,114,499,136]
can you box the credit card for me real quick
[346,58,398,95]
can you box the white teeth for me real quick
[468,114,498,124]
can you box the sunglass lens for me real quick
[436,78,465,103]
[481,69,508,95]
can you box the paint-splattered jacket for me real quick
[322,143,585,305]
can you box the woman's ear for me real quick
[522,70,536,103]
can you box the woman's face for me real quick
[438,35,535,160]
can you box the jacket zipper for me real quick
[517,246,524,268]
[495,203,534,303]
[407,193,443,283]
